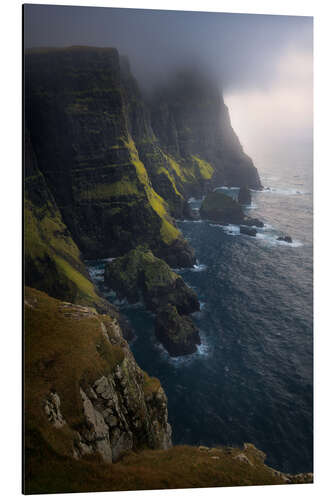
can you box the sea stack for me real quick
[238,186,252,205]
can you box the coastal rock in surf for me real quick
[240,226,257,237]
[200,191,245,224]
[155,305,201,356]
[242,217,264,228]
[200,191,264,228]
[104,246,200,315]
[238,186,252,205]
[277,235,293,243]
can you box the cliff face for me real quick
[24,129,133,338]
[24,287,171,477]
[25,46,261,269]
[25,47,194,267]
[149,69,262,190]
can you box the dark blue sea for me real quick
[87,148,313,474]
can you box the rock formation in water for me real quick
[277,235,293,243]
[238,186,252,205]
[200,191,244,224]
[200,190,264,229]
[104,246,200,355]
[155,304,201,356]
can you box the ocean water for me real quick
[87,149,313,474]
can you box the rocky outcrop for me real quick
[104,246,199,314]
[155,305,201,356]
[25,287,172,470]
[238,186,252,205]
[104,247,200,355]
[277,235,293,243]
[200,191,244,224]
[200,191,264,230]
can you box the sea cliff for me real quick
[23,46,311,493]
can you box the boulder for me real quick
[277,235,293,243]
[155,305,201,357]
[242,217,264,228]
[240,226,257,237]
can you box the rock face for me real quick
[238,186,252,205]
[149,69,262,191]
[24,129,134,339]
[155,305,201,357]
[200,191,245,224]
[104,247,200,355]
[25,47,194,267]
[25,287,172,470]
[25,47,261,270]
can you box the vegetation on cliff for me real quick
[24,286,172,493]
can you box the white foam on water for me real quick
[191,263,207,272]
[214,185,239,191]
[261,187,309,196]
[179,219,203,223]
[156,330,211,367]
[208,223,241,236]
[188,197,204,203]
[256,232,303,248]
[245,203,258,210]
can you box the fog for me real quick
[24,5,313,163]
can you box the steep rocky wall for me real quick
[24,287,171,471]
[149,69,262,190]
[25,47,194,267]
[24,128,133,338]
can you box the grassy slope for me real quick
[24,170,103,308]
[24,287,312,494]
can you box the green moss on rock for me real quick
[104,246,199,315]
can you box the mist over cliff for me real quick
[24,5,313,162]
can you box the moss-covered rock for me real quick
[155,305,201,357]
[104,246,199,315]
[200,191,245,224]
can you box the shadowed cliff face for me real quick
[25,47,195,267]
[149,69,262,190]
[25,46,261,270]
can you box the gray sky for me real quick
[24,4,313,162]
